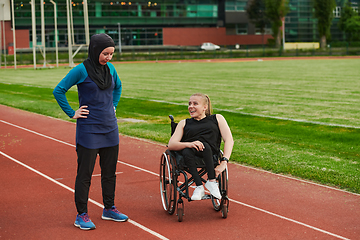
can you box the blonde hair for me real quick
[191,93,213,116]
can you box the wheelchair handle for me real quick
[169,115,175,122]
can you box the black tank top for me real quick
[181,114,221,154]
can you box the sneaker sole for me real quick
[101,215,128,222]
[74,223,96,230]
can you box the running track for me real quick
[0,105,359,240]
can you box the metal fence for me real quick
[1,44,360,67]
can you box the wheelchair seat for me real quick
[170,150,219,170]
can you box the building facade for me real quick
[0,0,359,50]
[285,0,359,43]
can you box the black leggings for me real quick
[182,142,215,186]
[75,144,119,214]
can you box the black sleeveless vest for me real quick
[181,114,221,154]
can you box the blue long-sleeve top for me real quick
[53,62,121,118]
[53,62,122,149]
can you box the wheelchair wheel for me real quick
[211,166,229,212]
[221,202,228,219]
[160,150,177,215]
[177,199,184,222]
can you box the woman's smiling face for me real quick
[188,95,207,120]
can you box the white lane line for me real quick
[0,151,169,240]
[0,119,351,240]
[231,162,360,197]
[2,118,358,196]
[92,172,123,177]
[123,97,360,129]
[229,198,349,240]
[0,120,75,147]
[0,151,76,193]
[119,161,158,176]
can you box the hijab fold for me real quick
[83,33,115,90]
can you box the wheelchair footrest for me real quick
[202,194,212,200]
[188,194,212,202]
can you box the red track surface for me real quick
[0,105,359,239]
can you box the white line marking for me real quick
[231,162,360,197]
[123,97,360,129]
[119,161,158,176]
[0,120,75,147]
[0,151,76,193]
[0,119,353,239]
[219,109,360,129]
[229,198,349,240]
[3,118,356,197]
[0,150,169,240]
[92,172,123,177]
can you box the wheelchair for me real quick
[160,115,229,222]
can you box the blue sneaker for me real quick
[102,206,128,222]
[74,213,96,230]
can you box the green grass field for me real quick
[1,58,360,194]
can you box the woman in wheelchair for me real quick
[168,93,234,201]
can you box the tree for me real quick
[344,16,360,41]
[338,1,360,42]
[265,0,289,48]
[246,0,269,46]
[312,0,337,48]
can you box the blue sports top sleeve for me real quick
[108,62,122,109]
[53,63,88,118]
[53,62,122,118]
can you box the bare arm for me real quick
[168,120,205,152]
[215,114,234,177]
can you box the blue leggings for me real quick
[182,142,215,186]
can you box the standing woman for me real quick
[53,33,128,230]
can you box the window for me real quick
[236,23,248,35]
[225,0,248,12]
[351,1,358,13]
[255,25,272,35]
[333,6,341,18]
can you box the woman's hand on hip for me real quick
[72,105,89,119]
